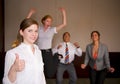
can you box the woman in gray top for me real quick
[81,31,115,84]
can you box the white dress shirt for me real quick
[53,42,82,64]
[3,43,46,84]
[37,26,57,49]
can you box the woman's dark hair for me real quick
[91,31,100,38]
[12,18,38,48]
[41,15,53,24]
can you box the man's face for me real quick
[63,33,70,42]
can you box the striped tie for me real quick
[65,43,69,64]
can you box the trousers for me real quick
[41,49,59,78]
[89,68,107,84]
[56,63,77,84]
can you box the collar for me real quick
[40,25,51,30]
[63,42,70,45]
[20,42,36,50]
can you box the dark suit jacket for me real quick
[84,42,111,70]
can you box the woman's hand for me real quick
[59,7,66,13]
[81,64,86,69]
[8,53,25,83]
[109,67,115,73]
[29,8,36,14]
[13,53,25,72]
[56,7,67,32]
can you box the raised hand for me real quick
[59,8,66,16]
[56,7,67,32]
[59,7,66,12]
[57,44,62,49]
[13,53,25,72]
[74,42,80,48]
[29,8,36,14]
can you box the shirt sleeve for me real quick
[53,27,57,34]
[52,43,60,55]
[104,45,110,69]
[75,47,82,57]
[3,51,16,84]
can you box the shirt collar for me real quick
[20,42,36,50]
[40,25,51,30]
[63,42,70,45]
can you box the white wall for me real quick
[5,0,120,52]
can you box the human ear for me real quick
[19,30,23,36]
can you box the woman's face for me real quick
[20,24,38,44]
[43,18,52,27]
[91,32,99,42]
[63,33,70,42]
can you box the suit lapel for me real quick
[90,43,94,59]
[97,43,101,59]
[90,43,101,59]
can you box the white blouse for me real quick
[3,43,46,84]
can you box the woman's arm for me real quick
[56,8,67,32]
[104,46,111,69]
[8,54,25,82]
[104,46,115,73]
[81,45,90,69]
[3,53,25,83]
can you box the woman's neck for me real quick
[93,41,99,46]
[44,25,49,31]
[23,42,35,52]
[29,44,35,53]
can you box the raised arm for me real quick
[56,8,67,32]
[26,8,36,18]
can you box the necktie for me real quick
[65,43,69,64]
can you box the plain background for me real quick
[5,0,120,52]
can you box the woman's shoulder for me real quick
[34,44,39,49]
[86,43,92,47]
[6,44,22,54]
[99,42,108,49]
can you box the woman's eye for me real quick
[35,30,38,33]
[28,30,32,32]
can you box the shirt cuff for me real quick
[54,27,58,34]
